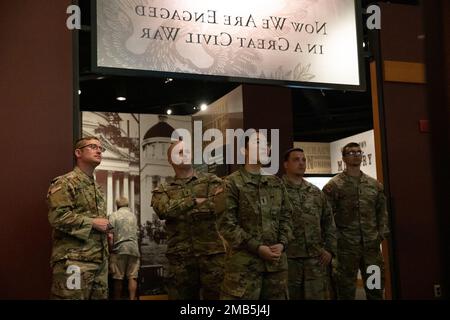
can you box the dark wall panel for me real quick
[242,84,293,176]
[379,2,444,299]
[0,0,74,299]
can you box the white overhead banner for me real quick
[94,0,364,89]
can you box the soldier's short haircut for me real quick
[342,142,361,156]
[74,136,100,152]
[283,148,304,162]
[116,196,129,208]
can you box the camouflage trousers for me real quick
[221,269,289,300]
[288,257,332,300]
[336,242,385,300]
[166,252,224,300]
[50,259,108,300]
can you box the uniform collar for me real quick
[342,170,369,183]
[170,171,199,185]
[239,166,270,185]
[74,166,95,184]
[282,175,309,190]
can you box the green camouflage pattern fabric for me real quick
[151,172,225,257]
[282,176,337,258]
[151,172,225,300]
[322,171,389,247]
[336,243,385,300]
[109,207,140,257]
[47,167,108,265]
[216,167,292,299]
[322,171,388,300]
[288,257,331,300]
[47,166,108,299]
[50,259,108,300]
[165,253,224,300]
[220,267,289,300]
[282,176,336,300]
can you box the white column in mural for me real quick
[107,171,113,215]
[93,171,97,181]
[130,175,135,213]
[123,173,129,200]
[114,175,120,211]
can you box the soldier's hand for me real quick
[258,245,281,262]
[269,244,284,255]
[319,249,332,266]
[92,218,110,233]
[214,187,223,195]
[195,198,207,205]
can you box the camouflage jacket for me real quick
[322,171,389,247]
[216,167,293,272]
[151,172,225,257]
[282,176,337,258]
[109,207,140,257]
[47,167,108,266]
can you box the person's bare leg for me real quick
[128,278,138,300]
[113,279,123,300]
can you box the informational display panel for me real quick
[94,0,365,90]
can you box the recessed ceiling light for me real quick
[117,96,127,101]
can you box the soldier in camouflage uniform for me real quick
[151,141,225,300]
[108,196,140,300]
[47,136,110,299]
[322,142,389,300]
[282,148,337,300]
[216,133,293,300]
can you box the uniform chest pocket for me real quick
[302,206,321,228]
[269,188,282,210]
[303,202,321,216]
[238,190,259,225]
[74,188,98,216]
[363,186,378,205]
[239,185,259,208]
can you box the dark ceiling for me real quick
[78,0,418,142]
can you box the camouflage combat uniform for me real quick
[323,171,389,300]
[151,172,225,300]
[47,167,108,300]
[282,176,337,300]
[216,167,293,300]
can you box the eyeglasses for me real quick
[344,151,363,157]
[79,144,106,153]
